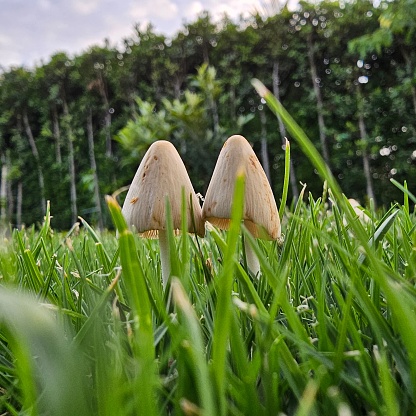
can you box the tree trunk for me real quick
[357,86,376,206]
[87,109,104,230]
[400,47,416,116]
[307,33,330,166]
[98,72,112,157]
[22,109,46,214]
[210,94,220,136]
[272,61,299,200]
[7,162,14,225]
[0,152,7,225]
[16,180,22,229]
[104,111,112,157]
[52,104,62,164]
[259,109,271,183]
[358,114,376,206]
[230,85,236,124]
[62,98,78,225]
[173,76,182,100]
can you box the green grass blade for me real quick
[279,138,291,221]
[211,172,245,415]
[171,278,216,415]
[390,178,416,205]
[0,289,91,415]
[253,78,416,401]
[106,195,157,416]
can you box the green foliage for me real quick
[1,0,416,229]
[115,64,241,192]
[115,98,173,164]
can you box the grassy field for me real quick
[1,81,416,415]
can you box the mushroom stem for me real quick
[158,229,170,288]
[244,237,260,277]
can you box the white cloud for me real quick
[71,0,102,15]
[38,0,52,11]
[0,33,21,68]
[187,1,204,17]
[0,0,280,69]
[130,0,178,21]
[207,0,262,19]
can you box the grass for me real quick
[1,80,416,415]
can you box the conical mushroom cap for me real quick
[202,135,280,240]
[122,140,204,238]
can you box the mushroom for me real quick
[122,140,204,287]
[347,198,371,224]
[202,135,281,276]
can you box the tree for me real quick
[349,0,416,115]
[117,65,228,193]
[76,45,117,157]
[257,7,300,199]
[0,68,46,217]
[189,64,222,136]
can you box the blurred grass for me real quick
[0,82,415,414]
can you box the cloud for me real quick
[129,0,179,22]
[179,1,204,21]
[71,0,102,15]
[0,0,271,69]
[38,0,52,11]
[206,0,262,20]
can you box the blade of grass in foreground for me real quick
[0,289,90,416]
[252,78,416,401]
[106,195,157,416]
[211,172,245,416]
[279,138,291,222]
[171,278,216,415]
[391,179,416,205]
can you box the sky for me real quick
[0,0,270,70]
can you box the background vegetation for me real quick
[0,0,415,230]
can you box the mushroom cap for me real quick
[122,140,204,238]
[202,135,280,240]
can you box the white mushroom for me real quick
[347,198,371,224]
[202,135,280,276]
[122,140,204,287]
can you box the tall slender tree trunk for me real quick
[229,85,237,124]
[210,94,220,136]
[173,76,182,100]
[98,72,112,157]
[7,163,14,225]
[259,109,271,183]
[16,180,22,229]
[307,33,330,166]
[62,98,78,225]
[0,152,8,225]
[357,86,376,206]
[400,47,416,116]
[104,110,112,157]
[52,104,62,164]
[22,109,46,214]
[87,109,104,230]
[272,61,299,200]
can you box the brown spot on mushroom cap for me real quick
[202,135,280,240]
[122,140,204,238]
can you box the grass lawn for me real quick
[0,81,415,415]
